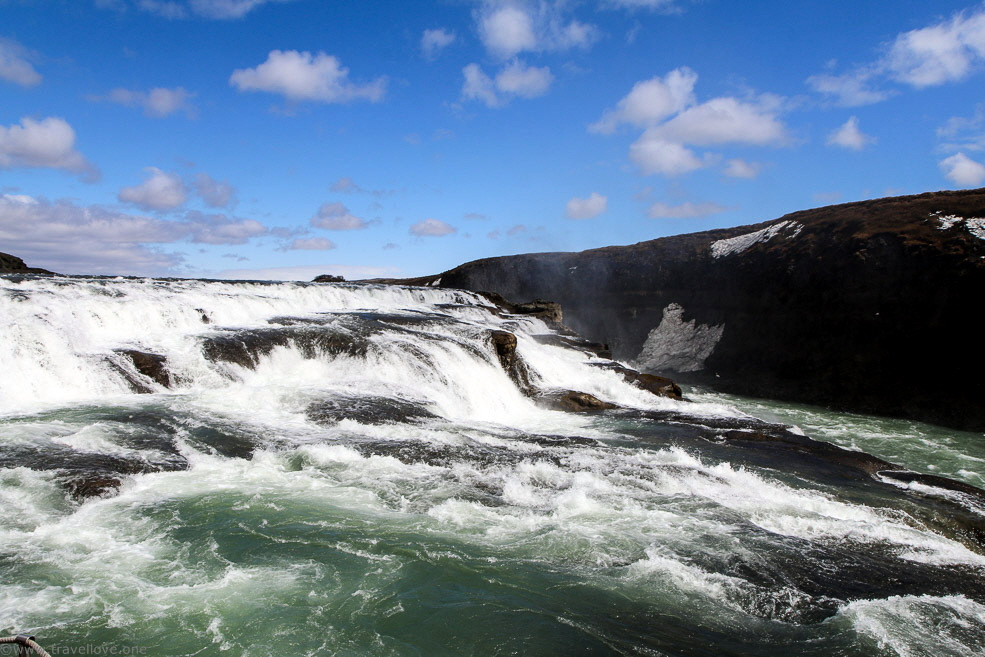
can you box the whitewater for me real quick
[1,275,984,657]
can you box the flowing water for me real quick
[1,275,984,657]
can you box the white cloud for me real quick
[939,152,985,186]
[590,67,697,134]
[99,87,197,118]
[594,70,788,177]
[565,192,607,219]
[421,28,456,60]
[808,8,985,103]
[494,59,553,98]
[310,202,369,230]
[479,5,538,58]
[194,172,236,207]
[937,103,985,152]
[723,158,761,179]
[826,116,875,150]
[0,194,268,275]
[462,60,553,107]
[101,0,290,20]
[118,167,188,211]
[629,134,706,176]
[0,116,99,181]
[409,218,456,236]
[886,9,985,88]
[476,1,598,59]
[182,210,266,244]
[286,236,336,251]
[647,201,727,219]
[805,70,891,107]
[230,50,386,103]
[0,38,42,86]
[216,264,397,282]
[654,96,787,147]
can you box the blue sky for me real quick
[2,0,985,279]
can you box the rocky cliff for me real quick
[0,251,55,275]
[413,189,985,431]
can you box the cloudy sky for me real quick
[2,0,985,279]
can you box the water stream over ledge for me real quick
[2,275,984,657]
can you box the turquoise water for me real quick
[2,276,984,657]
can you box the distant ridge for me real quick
[0,251,56,275]
[401,189,985,431]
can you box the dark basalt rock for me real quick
[489,330,535,394]
[115,349,174,390]
[313,274,345,283]
[413,189,985,431]
[201,326,369,370]
[307,395,437,425]
[535,389,618,412]
[0,251,57,275]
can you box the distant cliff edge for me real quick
[400,189,985,431]
[0,251,56,275]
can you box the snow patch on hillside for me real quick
[634,303,724,373]
[930,211,985,240]
[710,220,803,258]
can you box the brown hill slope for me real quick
[410,189,985,430]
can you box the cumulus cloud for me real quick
[565,192,607,219]
[285,236,336,251]
[628,135,706,176]
[826,116,875,150]
[409,218,456,236]
[476,1,598,59]
[0,194,268,275]
[100,0,290,20]
[723,158,761,179]
[194,172,236,207]
[809,7,985,104]
[96,86,197,118]
[805,70,891,107]
[462,60,553,107]
[646,201,727,219]
[421,28,456,60]
[230,50,386,104]
[589,68,697,134]
[118,167,188,211]
[593,68,788,176]
[939,152,985,186]
[0,38,42,86]
[0,116,99,181]
[310,202,369,230]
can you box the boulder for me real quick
[313,274,345,283]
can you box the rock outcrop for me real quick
[0,251,56,275]
[415,189,985,431]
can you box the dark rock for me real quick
[195,308,212,324]
[489,330,534,394]
[116,349,174,388]
[591,362,683,400]
[535,389,617,412]
[313,274,345,283]
[201,326,368,370]
[307,396,437,425]
[532,333,611,358]
[0,251,57,275]
[477,292,567,331]
[64,474,122,501]
[414,189,985,431]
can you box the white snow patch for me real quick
[710,220,803,258]
[634,303,724,373]
[930,211,985,240]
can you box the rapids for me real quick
[1,275,984,656]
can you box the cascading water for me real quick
[2,274,984,657]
